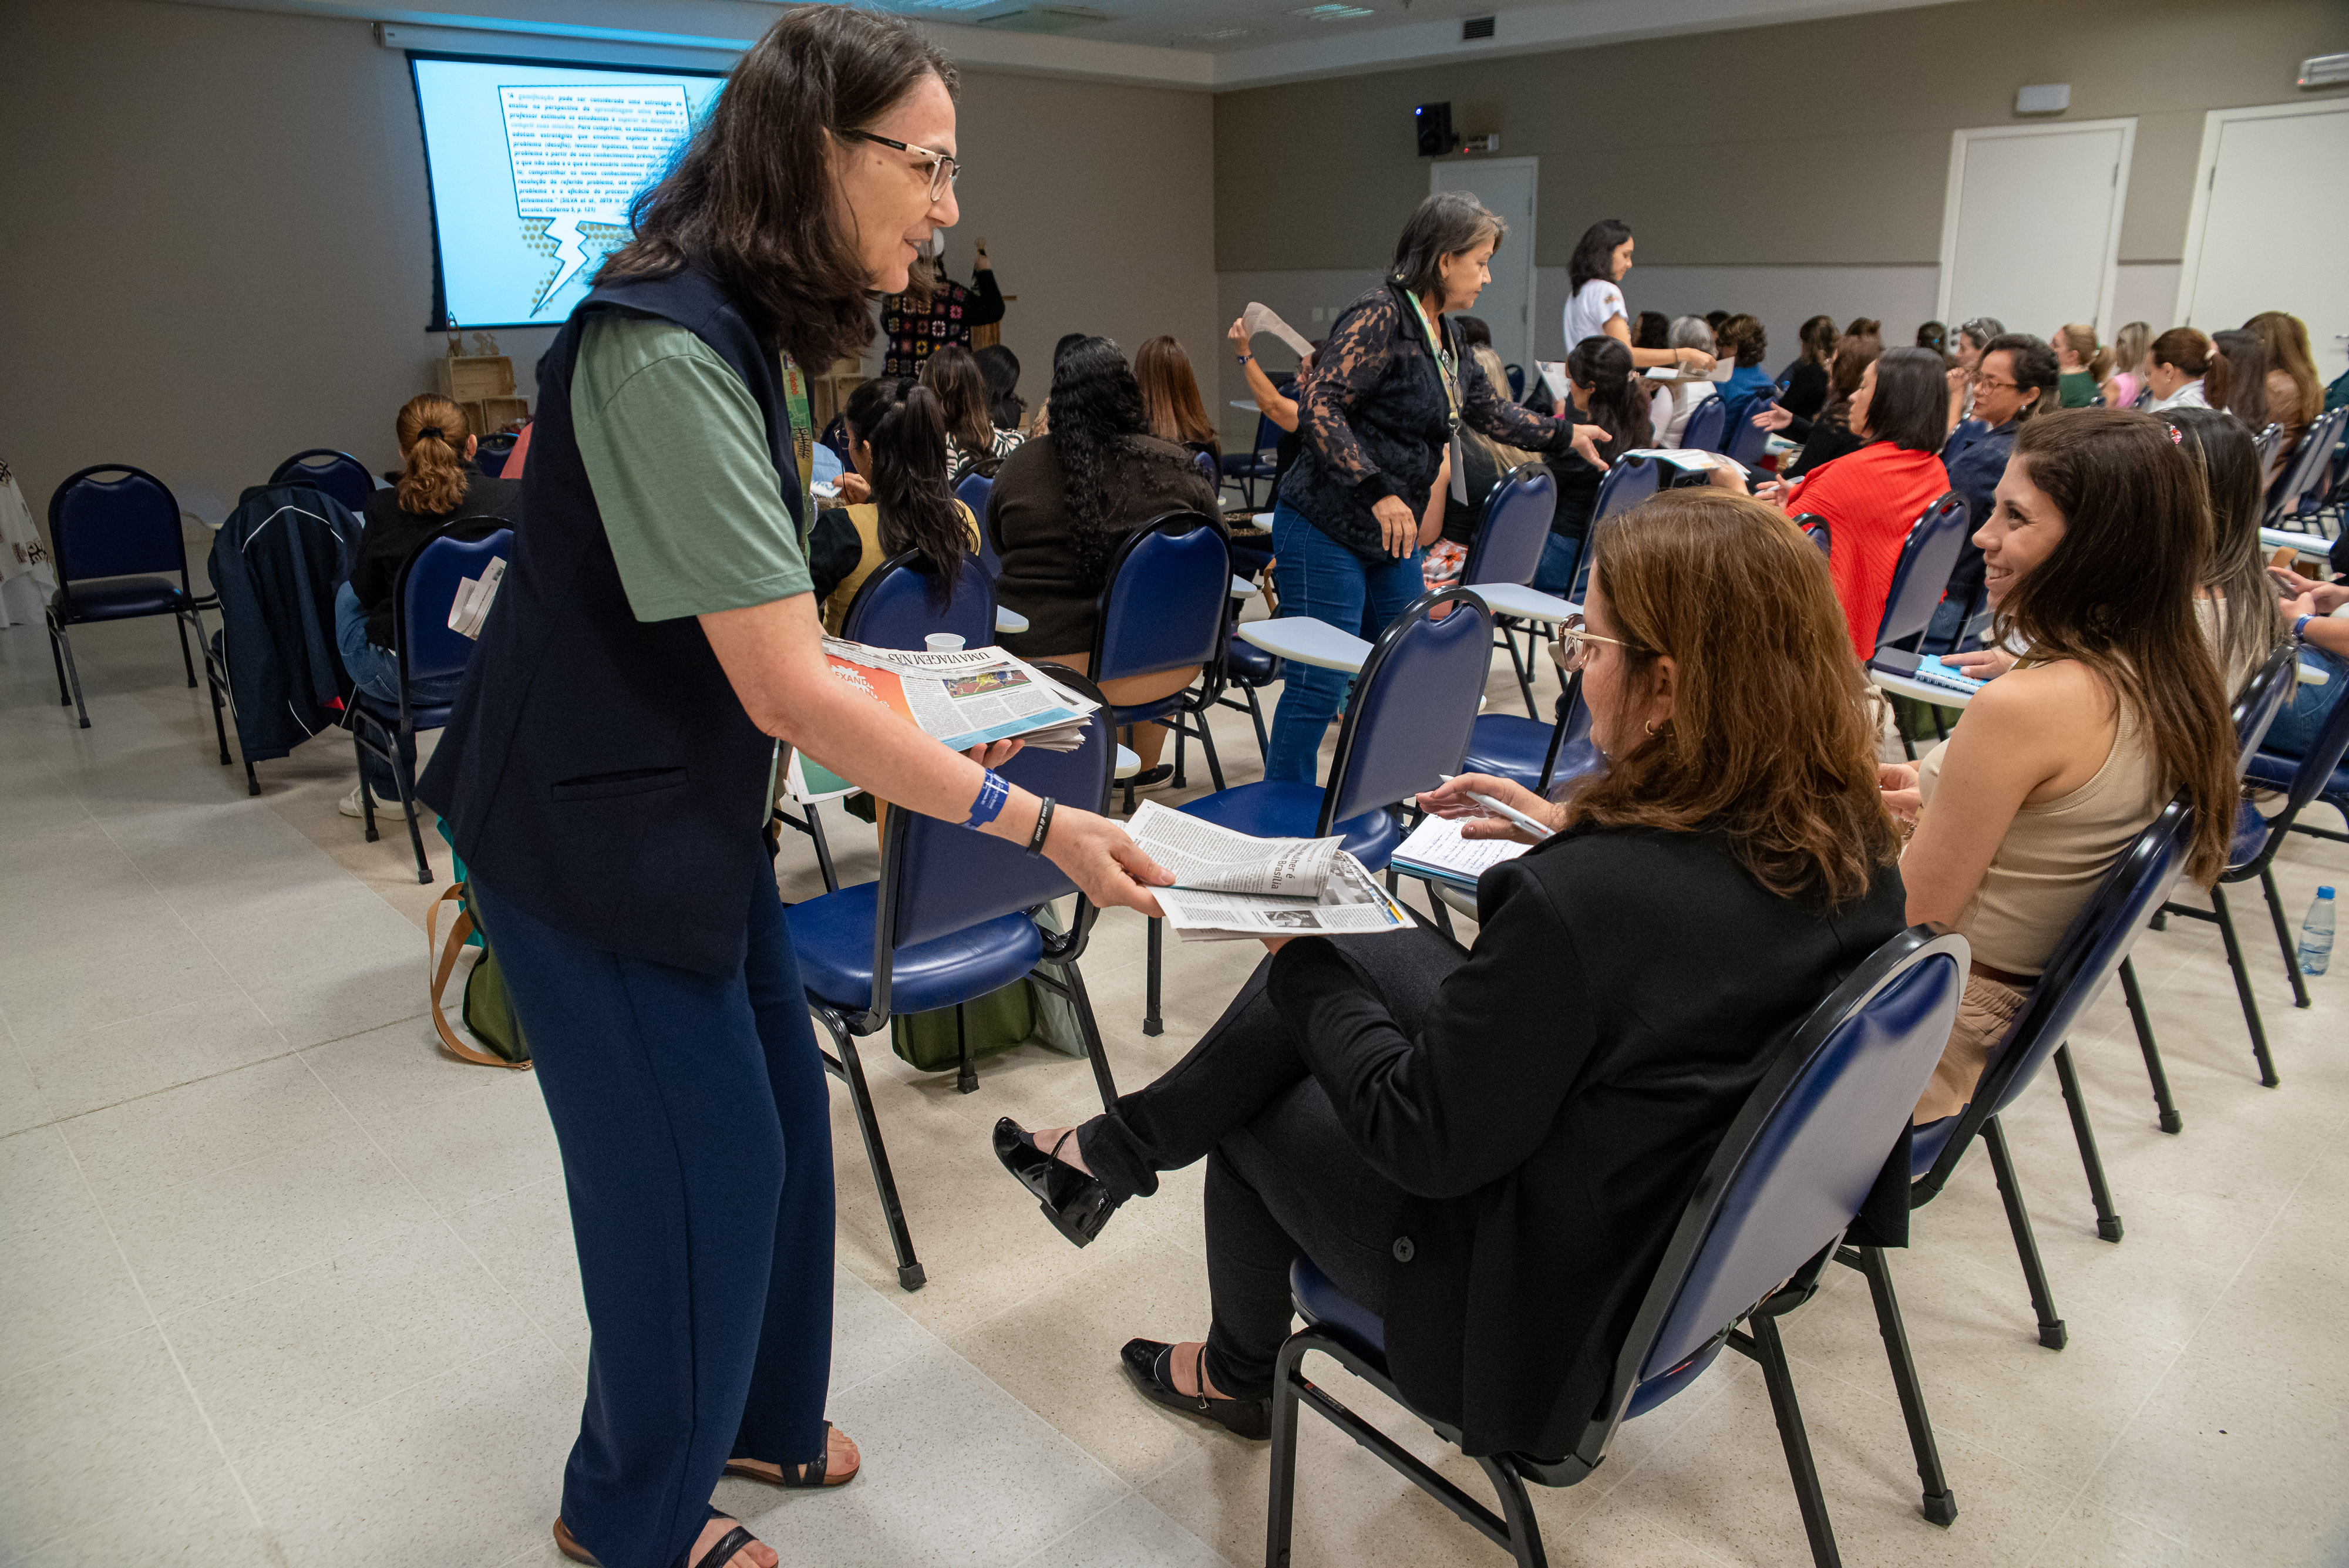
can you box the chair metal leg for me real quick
[2210,886,2280,1086]
[1264,1335,1308,1568]
[2118,958,2181,1133]
[1143,916,1164,1036]
[1981,1116,2066,1349]
[954,1002,978,1094]
[389,726,432,884]
[1051,958,1119,1112]
[1245,683,1270,757]
[1890,692,1916,762]
[1744,1314,1843,1568]
[51,620,90,727]
[48,617,70,706]
[2054,1044,2123,1243]
[1193,709,1227,792]
[1172,714,1187,790]
[819,1013,925,1291]
[1470,1455,1552,1568]
[1499,623,1539,719]
[805,802,840,895]
[355,734,380,842]
[1843,1246,1956,1526]
[173,612,197,688]
[2260,865,2312,1010]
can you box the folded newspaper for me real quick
[820,637,1098,753]
[1618,447,1749,478]
[1127,801,1406,941]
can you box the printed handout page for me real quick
[819,638,1098,753]
[1618,448,1749,478]
[1127,802,1405,941]
[1241,303,1315,361]
[1391,813,1532,890]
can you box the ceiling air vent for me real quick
[1462,16,1496,41]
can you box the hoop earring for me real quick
[1644,718,1664,737]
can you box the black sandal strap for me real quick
[692,1525,758,1568]
[783,1419,833,1487]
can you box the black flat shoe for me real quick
[1120,1338,1271,1441]
[994,1117,1122,1248]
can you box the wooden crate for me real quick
[463,396,530,435]
[436,355,516,404]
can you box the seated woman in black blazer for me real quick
[992,491,1908,1458]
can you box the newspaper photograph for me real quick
[1128,802,1407,941]
[820,638,1098,752]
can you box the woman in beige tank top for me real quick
[1878,411,2238,1124]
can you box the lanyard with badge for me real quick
[1405,289,1470,503]
[779,352,816,549]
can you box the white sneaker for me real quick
[339,783,406,819]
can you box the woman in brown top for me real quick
[990,335,1219,784]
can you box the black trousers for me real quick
[1078,929,1463,1398]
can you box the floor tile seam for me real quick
[78,796,267,1018]
[46,1039,323,1140]
[279,1005,433,1052]
[0,1319,161,1392]
[76,1089,380,1221]
[1001,1483,1155,1568]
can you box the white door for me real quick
[2177,102,2349,382]
[1937,120,2134,338]
[1431,157,1537,383]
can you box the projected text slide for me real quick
[500,84,691,312]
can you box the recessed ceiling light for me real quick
[1291,3,1375,17]
[900,0,1005,10]
[1177,25,1254,39]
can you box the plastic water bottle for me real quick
[2300,887,2335,978]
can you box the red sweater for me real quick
[1785,443,1951,658]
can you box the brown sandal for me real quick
[723,1420,860,1488]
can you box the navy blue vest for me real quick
[418,268,803,976]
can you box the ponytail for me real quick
[394,394,471,515]
[1565,335,1653,455]
[2059,324,2111,383]
[846,378,970,592]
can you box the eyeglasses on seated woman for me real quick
[991,490,1912,1458]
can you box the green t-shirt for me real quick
[572,315,812,621]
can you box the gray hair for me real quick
[1957,317,2005,353]
[1668,315,1715,354]
[1389,191,1507,298]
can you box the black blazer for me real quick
[352,464,523,648]
[1267,823,1905,1459]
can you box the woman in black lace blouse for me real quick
[1263,191,1604,782]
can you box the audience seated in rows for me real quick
[2145,328,2212,411]
[2163,406,2291,695]
[921,344,1024,475]
[1136,334,1221,467]
[989,335,1219,783]
[336,393,520,819]
[2053,324,2108,409]
[1883,410,2236,1122]
[1771,319,1881,479]
[994,491,1909,1451]
[1715,313,1772,402]
[1534,334,1652,597]
[1924,332,2059,652]
[1774,314,1838,434]
[1634,309,1670,351]
[1648,316,1719,448]
[807,378,979,634]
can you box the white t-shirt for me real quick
[1564,280,1626,352]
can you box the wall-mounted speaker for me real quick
[1415,102,1456,157]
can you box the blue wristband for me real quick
[964,769,1011,830]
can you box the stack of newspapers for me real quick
[1126,802,1406,941]
[820,637,1098,752]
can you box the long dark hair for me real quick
[2208,329,2271,429]
[1048,337,1213,591]
[601,8,955,371]
[2160,406,2287,682]
[1567,492,1901,903]
[975,344,1024,429]
[2000,411,2236,885]
[1822,332,1883,429]
[1565,335,1651,455]
[919,344,995,460]
[1798,314,1838,366]
[1858,346,1948,453]
[843,377,969,586]
[1568,218,1631,296]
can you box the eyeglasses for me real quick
[1550,614,1633,673]
[843,129,961,201]
[1973,375,2021,392]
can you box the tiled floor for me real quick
[3,588,2347,1567]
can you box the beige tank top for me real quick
[1916,683,2166,975]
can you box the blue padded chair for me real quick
[1141,587,1493,1034]
[1268,926,1970,1568]
[1907,794,2195,1351]
[783,669,1118,1290]
[268,449,375,514]
[1861,493,1973,759]
[1213,631,1282,762]
[474,431,517,477]
[841,549,998,652]
[349,522,511,883]
[1679,393,1730,455]
[1460,668,1597,797]
[1089,513,1233,809]
[1220,412,1281,508]
[1504,363,1526,402]
[1719,391,1781,468]
[2265,406,2349,530]
[1193,448,1220,489]
[1459,464,1560,718]
[2139,645,2306,1092]
[43,465,209,732]
[1564,457,1664,603]
[953,470,1000,580]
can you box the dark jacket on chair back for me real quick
[417,268,801,977]
[208,483,361,763]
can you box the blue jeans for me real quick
[335,581,461,797]
[1530,531,1582,599]
[2264,647,2346,759]
[470,875,833,1568]
[1263,503,1428,783]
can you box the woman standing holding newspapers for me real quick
[417,15,1168,1568]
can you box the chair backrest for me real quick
[395,523,513,688]
[1459,463,1558,588]
[873,665,1116,1009]
[474,432,517,477]
[1917,794,2195,1196]
[954,471,1001,580]
[1680,395,1729,454]
[1091,512,1231,686]
[1590,455,1660,528]
[1251,412,1281,457]
[46,465,188,590]
[842,549,998,652]
[1322,587,1496,829]
[2271,406,2349,525]
[1505,364,1526,402]
[2232,642,2299,774]
[1580,927,1967,1461]
[1537,672,1599,796]
[1870,492,1971,655]
[1719,392,1780,467]
[268,449,375,514]
[1791,512,1832,557]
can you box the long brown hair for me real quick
[1562,492,1900,904]
[2246,311,2320,428]
[2160,405,2286,684]
[601,7,955,371]
[1135,335,1216,448]
[394,395,470,515]
[2208,329,2270,428]
[919,345,995,460]
[2000,411,2236,885]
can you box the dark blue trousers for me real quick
[472,874,834,1568]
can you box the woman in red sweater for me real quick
[1764,345,1953,658]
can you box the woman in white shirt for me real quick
[2143,327,2212,412]
[1649,316,1720,447]
[1562,219,1716,375]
